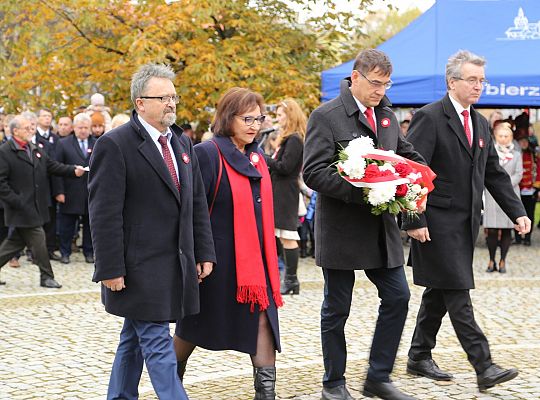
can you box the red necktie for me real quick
[461,110,472,147]
[158,135,180,191]
[364,107,376,134]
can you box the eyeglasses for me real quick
[236,115,266,126]
[454,77,489,88]
[356,70,393,90]
[139,95,180,104]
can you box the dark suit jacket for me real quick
[89,111,216,321]
[265,133,303,231]
[0,140,75,228]
[303,78,425,270]
[54,135,95,215]
[402,94,526,289]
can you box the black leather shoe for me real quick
[49,251,62,261]
[321,384,354,400]
[60,256,70,264]
[477,364,518,392]
[40,278,62,289]
[407,358,453,381]
[0,279,6,285]
[84,255,94,264]
[363,380,414,400]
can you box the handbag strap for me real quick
[209,140,223,215]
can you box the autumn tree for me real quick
[0,0,373,124]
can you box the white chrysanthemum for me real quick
[420,187,428,195]
[340,157,367,179]
[407,172,422,181]
[367,185,396,206]
[344,136,375,158]
[379,163,396,174]
[411,184,422,194]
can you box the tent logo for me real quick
[504,8,540,40]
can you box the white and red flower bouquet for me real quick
[336,137,436,217]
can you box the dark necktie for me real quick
[461,110,472,147]
[364,107,376,134]
[80,140,86,154]
[158,135,180,191]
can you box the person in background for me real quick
[90,112,106,138]
[175,88,282,400]
[110,113,130,130]
[516,134,540,245]
[488,110,504,135]
[57,116,74,137]
[86,93,112,132]
[180,123,197,144]
[265,99,305,296]
[483,123,522,273]
[400,119,410,136]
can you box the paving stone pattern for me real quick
[1,231,539,399]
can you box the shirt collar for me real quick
[37,126,49,138]
[137,114,172,142]
[448,93,471,116]
[349,88,369,114]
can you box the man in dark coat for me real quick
[303,49,425,400]
[89,63,216,399]
[403,50,530,392]
[0,115,85,287]
[54,113,96,264]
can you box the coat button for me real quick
[179,249,183,255]
[352,132,358,138]
[256,197,261,203]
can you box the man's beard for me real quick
[161,111,176,127]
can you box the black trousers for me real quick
[321,266,410,387]
[0,226,54,282]
[0,209,8,244]
[43,204,57,253]
[515,194,536,243]
[58,213,92,257]
[408,288,492,374]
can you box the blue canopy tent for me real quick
[321,0,540,107]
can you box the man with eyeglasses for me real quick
[403,50,530,392]
[89,63,215,399]
[304,49,425,400]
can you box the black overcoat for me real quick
[176,136,281,354]
[53,135,95,215]
[89,112,216,321]
[303,78,425,270]
[266,133,303,231]
[402,95,526,289]
[0,140,75,228]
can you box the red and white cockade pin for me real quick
[38,143,44,148]
[182,153,190,164]
[35,152,42,159]
[250,152,260,165]
[87,148,92,154]
[479,138,484,148]
[381,118,390,128]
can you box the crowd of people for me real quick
[0,47,537,400]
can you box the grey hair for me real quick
[352,49,392,76]
[130,63,176,106]
[8,113,28,135]
[73,113,91,125]
[21,110,37,122]
[446,50,486,89]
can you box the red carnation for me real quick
[395,184,408,197]
[395,162,413,178]
[364,164,381,179]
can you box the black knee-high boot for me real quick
[281,248,299,295]
[253,366,276,400]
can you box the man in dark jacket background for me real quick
[303,49,425,400]
[89,63,216,399]
[403,50,530,392]
[0,115,85,287]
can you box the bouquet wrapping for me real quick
[336,137,436,217]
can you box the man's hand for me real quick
[102,276,125,291]
[196,262,213,283]
[74,166,86,177]
[407,227,431,243]
[55,194,65,203]
[514,216,531,235]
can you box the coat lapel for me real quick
[442,95,473,159]
[374,105,393,151]
[471,108,483,163]
[213,136,262,179]
[170,132,187,205]
[71,136,86,160]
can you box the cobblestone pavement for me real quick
[1,230,539,400]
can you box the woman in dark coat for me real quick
[265,99,305,295]
[174,88,283,400]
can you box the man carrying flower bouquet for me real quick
[303,49,426,400]
[403,50,530,393]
